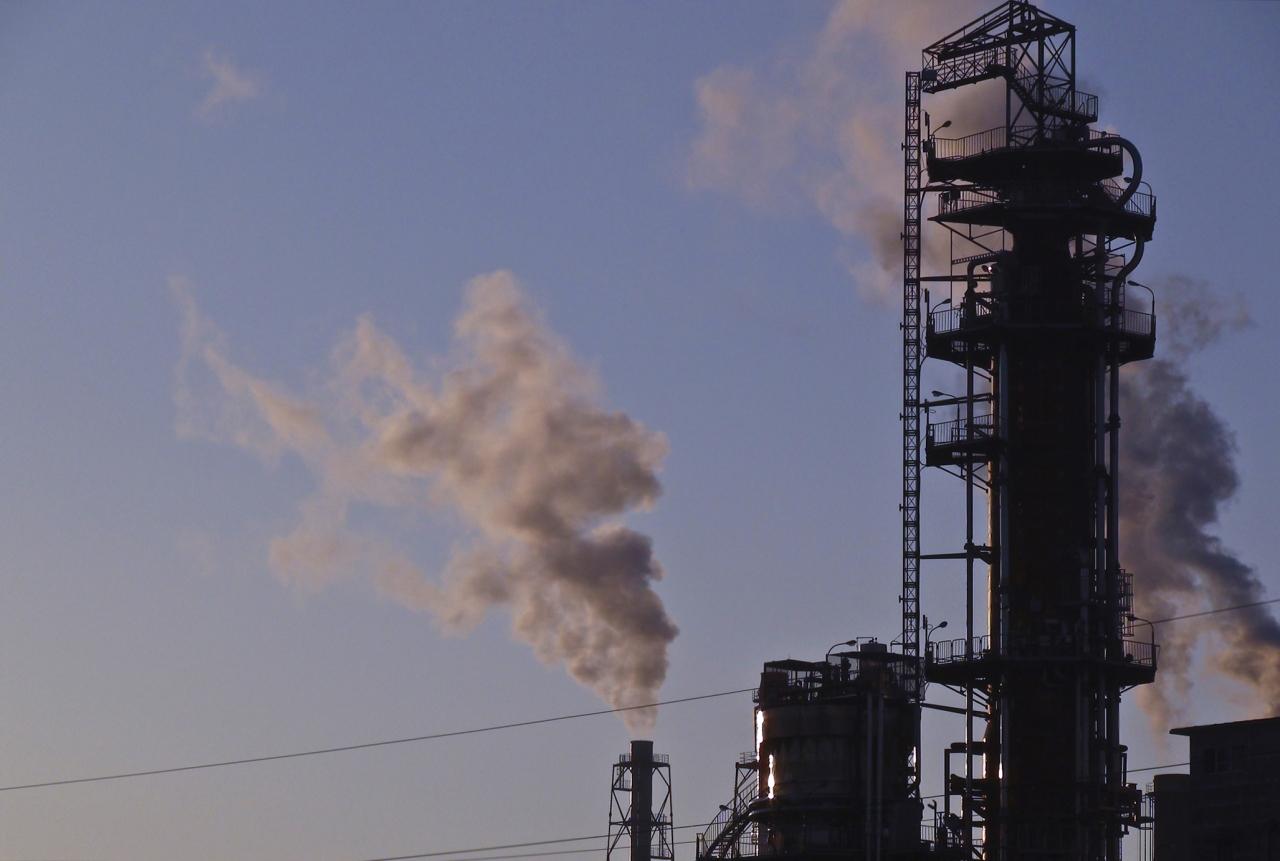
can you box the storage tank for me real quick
[750,641,923,858]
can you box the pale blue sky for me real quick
[1,2,1278,859]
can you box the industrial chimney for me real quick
[608,740,673,861]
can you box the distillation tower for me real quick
[686,4,1160,860]
[905,3,1158,858]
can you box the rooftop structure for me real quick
[1147,717,1280,861]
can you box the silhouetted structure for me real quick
[681,3,1163,859]
[609,740,674,861]
[906,3,1158,858]
[1147,717,1280,861]
[696,641,960,860]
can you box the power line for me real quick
[1128,762,1189,773]
[1,595,1261,798]
[1150,597,1280,625]
[357,822,719,861]
[358,835,609,860]
[402,839,702,861]
[0,689,754,794]
[361,838,702,861]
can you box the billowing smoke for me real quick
[174,271,677,730]
[686,0,994,303]
[1121,277,1278,730]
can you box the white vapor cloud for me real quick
[686,0,991,304]
[197,49,260,120]
[173,272,677,730]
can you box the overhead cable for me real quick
[3,596,1261,795]
[0,689,754,793]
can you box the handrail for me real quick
[697,767,759,859]
[1100,178,1156,218]
[931,124,1114,161]
[929,298,1152,340]
[1120,308,1154,337]
[929,300,994,336]
[1012,72,1098,120]
[934,180,1155,221]
[927,413,995,447]
[937,187,1002,216]
[928,634,1157,667]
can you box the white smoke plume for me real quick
[686,0,995,304]
[1121,277,1277,731]
[173,272,677,730]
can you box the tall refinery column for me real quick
[915,3,1159,858]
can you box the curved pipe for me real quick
[1116,237,1144,289]
[1085,135,1147,305]
[1087,134,1143,209]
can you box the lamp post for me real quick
[825,638,860,661]
[924,616,948,656]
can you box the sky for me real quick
[2,1,1279,859]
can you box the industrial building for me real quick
[1148,717,1280,861]
[613,3,1166,859]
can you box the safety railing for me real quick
[938,181,1155,222]
[931,126,1011,160]
[1013,73,1098,120]
[922,47,1005,90]
[921,819,972,850]
[928,634,1157,669]
[927,413,995,449]
[931,124,1114,161]
[1100,179,1156,219]
[618,752,671,764]
[1121,638,1157,668]
[931,298,1151,341]
[929,300,995,336]
[1120,308,1154,337]
[937,187,1002,217]
[929,635,992,664]
[696,777,758,860]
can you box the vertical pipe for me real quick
[876,695,885,861]
[1106,256,1124,861]
[995,338,1011,861]
[1089,232,1110,856]
[630,740,653,861]
[866,696,875,860]
[964,276,976,852]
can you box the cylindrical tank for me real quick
[751,643,922,858]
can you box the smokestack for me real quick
[630,740,653,861]
[608,740,671,861]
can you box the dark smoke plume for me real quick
[1120,277,1277,730]
[174,271,677,730]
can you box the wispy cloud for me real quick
[196,48,260,121]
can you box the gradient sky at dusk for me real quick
[1,2,1278,858]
